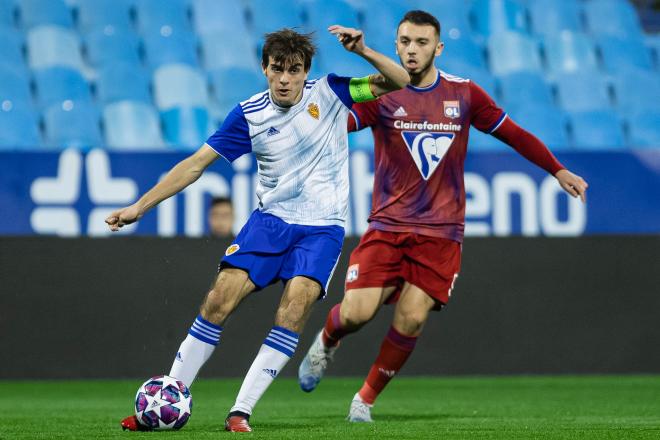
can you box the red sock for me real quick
[358,326,417,405]
[321,304,353,347]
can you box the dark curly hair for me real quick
[261,28,317,72]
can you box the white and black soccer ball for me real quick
[134,375,192,430]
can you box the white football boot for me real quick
[298,331,338,392]
[347,392,373,422]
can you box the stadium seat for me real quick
[0,0,15,27]
[568,110,626,150]
[348,129,374,151]
[441,36,486,69]
[143,30,199,69]
[19,0,73,29]
[103,101,164,149]
[471,0,528,37]
[0,102,41,149]
[76,0,132,34]
[416,0,472,41]
[303,0,360,32]
[200,31,259,71]
[0,66,33,104]
[316,39,374,77]
[555,72,611,113]
[584,0,643,38]
[439,60,497,98]
[161,106,209,149]
[507,104,571,150]
[135,0,190,34]
[360,0,408,54]
[85,28,141,67]
[527,0,582,36]
[247,0,303,35]
[469,127,509,151]
[27,25,83,70]
[645,34,660,69]
[612,68,660,113]
[43,100,102,149]
[209,66,267,116]
[543,32,599,74]
[97,63,151,104]
[597,36,654,74]
[487,32,542,76]
[191,0,247,35]
[0,28,26,73]
[627,112,660,148]
[153,64,209,110]
[33,67,92,108]
[498,72,554,110]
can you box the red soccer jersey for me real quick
[349,70,507,243]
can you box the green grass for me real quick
[1,376,659,439]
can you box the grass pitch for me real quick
[0,376,658,439]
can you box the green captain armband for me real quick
[349,76,377,103]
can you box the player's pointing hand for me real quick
[105,204,142,231]
[329,25,366,54]
[555,169,589,203]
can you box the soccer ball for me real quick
[134,375,192,430]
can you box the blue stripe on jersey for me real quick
[487,112,508,133]
[327,73,354,109]
[243,98,270,114]
[349,110,361,130]
[188,315,223,345]
[263,326,299,357]
[206,104,252,162]
[241,93,269,110]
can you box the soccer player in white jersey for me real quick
[107,26,410,433]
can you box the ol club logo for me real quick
[225,244,240,256]
[443,100,460,119]
[307,103,320,119]
[346,264,359,282]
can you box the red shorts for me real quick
[345,228,462,309]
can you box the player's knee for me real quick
[199,288,236,325]
[395,309,428,335]
[340,303,376,329]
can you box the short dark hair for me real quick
[261,28,317,72]
[210,196,232,208]
[398,10,441,38]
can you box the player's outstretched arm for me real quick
[105,145,219,231]
[555,169,588,203]
[329,24,410,96]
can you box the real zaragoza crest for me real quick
[307,103,320,119]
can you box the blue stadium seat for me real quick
[316,38,373,77]
[19,0,73,28]
[439,60,497,98]
[248,0,303,35]
[441,36,485,69]
[359,0,408,54]
[597,36,653,74]
[471,0,528,37]
[103,101,164,149]
[303,0,360,32]
[153,64,208,110]
[34,66,92,108]
[0,28,26,73]
[469,127,509,151]
[143,30,198,69]
[27,25,83,70]
[568,110,626,150]
[416,0,472,41]
[487,32,542,76]
[555,72,611,112]
[97,63,151,104]
[0,102,41,149]
[627,112,660,148]
[43,100,102,149]
[543,32,599,74]
[161,106,209,149]
[498,72,554,110]
[584,0,643,38]
[646,34,660,69]
[76,0,132,33]
[135,0,190,34]
[209,66,267,115]
[528,0,582,36]
[348,129,374,151]
[0,66,32,104]
[85,28,141,67]
[508,104,571,150]
[200,31,259,71]
[0,0,15,27]
[192,0,247,35]
[612,68,660,113]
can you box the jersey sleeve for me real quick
[469,81,507,134]
[327,73,378,109]
[205,104,251,162]
[348,100,380,132]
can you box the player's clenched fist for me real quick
[105,204,142,231]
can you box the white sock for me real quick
[169,315,222,387]
[230,326,299,415]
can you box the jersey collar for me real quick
[406,69,440,92]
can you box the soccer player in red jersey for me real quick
[298,10,588,422]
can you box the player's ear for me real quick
[435,41,444,57]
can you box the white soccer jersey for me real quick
[207,75,356,227]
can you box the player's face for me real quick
[395,22,443,76]
[208,203,233,238]
[263,56,308,107]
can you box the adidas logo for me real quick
[262,368,278,378]
[266,127,280,137]
[151,400,160,408]
[393,106,408,117]
[378,368,396,378]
